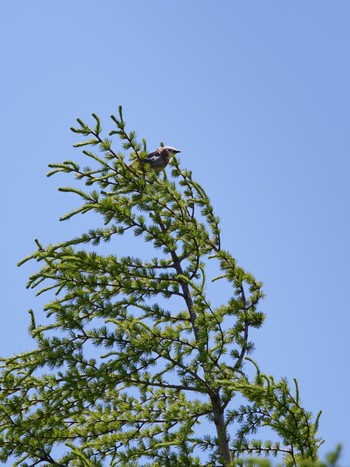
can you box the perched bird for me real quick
[137,146,181,173]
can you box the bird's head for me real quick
[159,147,181,165]
[159,146,181,157]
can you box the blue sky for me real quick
[1,1,349,464]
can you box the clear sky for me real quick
[1,1,349,464]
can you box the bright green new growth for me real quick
[0,107,323,466]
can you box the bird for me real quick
[136,146,181,173]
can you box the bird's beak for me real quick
[175,149,181,154]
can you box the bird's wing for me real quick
[140,151,161,163]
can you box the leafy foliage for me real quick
[0,108,324,466]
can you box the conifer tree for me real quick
[0,108,323,466]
